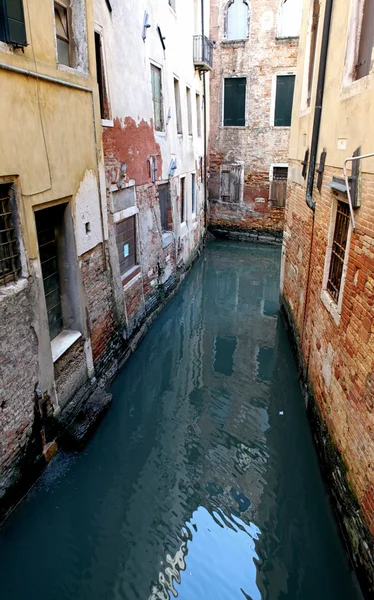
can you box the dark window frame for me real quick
[191,173,196,214]
[274,74,295,127]
[223,77,246,127]
[0,0,27,47]
[94,29,111,121]
[180,176,186,223]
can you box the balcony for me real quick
[193,35,213,72]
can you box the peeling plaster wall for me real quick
[94,0,209,332]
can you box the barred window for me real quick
[0,183,21,287]
[327,201,350,303]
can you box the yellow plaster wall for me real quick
[289,0,374,173]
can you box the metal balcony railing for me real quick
[193,35,213,71]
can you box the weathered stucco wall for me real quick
[208,0,300,236]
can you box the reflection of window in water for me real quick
[262,276,279,317]
[214,336,237,376]
[215,271,239,310]
[257,347,274,381]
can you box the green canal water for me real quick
[0,241,361,599]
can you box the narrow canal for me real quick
[0,241,361,600]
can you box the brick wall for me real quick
[208,0,299,235]
[282,159,374,594]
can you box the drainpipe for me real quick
[301,0,333,359]
[201,0,208,230]
[305,0,334,211]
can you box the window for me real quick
[53,0,88,72]
[0,0,27,46]
[223,77,246,126]
[186,87,193,135]
[355,0,374,80]
[54,2,70,66]
[116,216,137,276]
[94,31,110,121]
[36,203,81,341]
[180,177,186,223]
[220,164,242,203]
[196,93,202,136]
[158,183,172,231]
[174,78,182,134]
[151,65,164,131]
[269,166,288,207]
[274,74,295,126]
[226,0,249,41]
[0,183,21,287]
[306,0,320,106]
[191,173,196,214]
[277,0,303,38]
[327,201,350,303]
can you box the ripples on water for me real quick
[0,241,361,600]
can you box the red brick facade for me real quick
[281,160,374,593]
[208,0,299,236]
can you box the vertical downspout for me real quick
[305,0,334,210]
[201,0,208,230]
[302,0,334,356]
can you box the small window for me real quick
[269,166,288,207]
[151,65,164,131]
[158,183,172,231]
[196,93,202,136]
[191,173,196,214]
[54,1,70,66]
[0,0,27,46]
[0,183,21,287]
[355,0,374,80]
[94,31,110,121]
[186,87,193,136]
[226,0,249,41]
[274,75,295,127]
[174,78,182,134]
[220,164,242,203]
[180,177,186,223]
[223,77,246,126]
[116,216,137,276]
[327,201,350,303]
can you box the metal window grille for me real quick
[0,184,21,287]
[327,201,350,303]
[36,207,64,340]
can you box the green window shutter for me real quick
[0,0,27,46]
[224,77,246,126]
[274,75,295,127]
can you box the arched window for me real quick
[226,0,249,41]
[277,0,303,39]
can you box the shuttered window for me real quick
[221,165,242,203]
[95,31,110,120]
[159,184,172,231]
[191,173,196,214]
[269,166,288,207]
[116,216,137,276]
[274,75,295,127]
[223,78,246,126]
[180,177,186,223]
[151,65,164,131]
[0,0,27,46]
[356,0,374,80]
